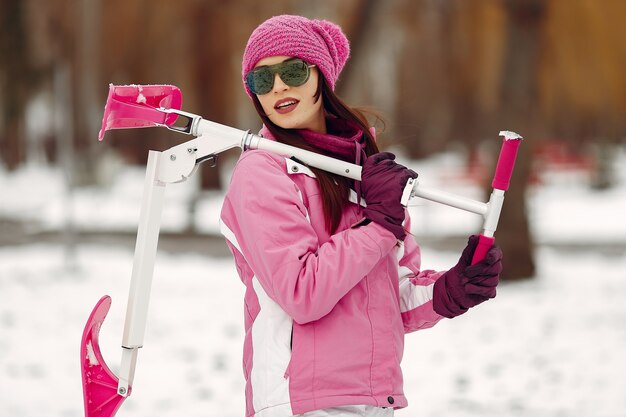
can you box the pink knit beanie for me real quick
[242,15,350,97]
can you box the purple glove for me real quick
[361,152,418,240]
[433,235,503,318]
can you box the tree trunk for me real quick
[496,0,546,280]
[191,1,235,190]
[392,0,459,158]
[335,0,378,97]
[0,0,29,170]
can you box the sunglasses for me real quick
[245,59,316,95]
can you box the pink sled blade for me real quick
[81,296,129,417]
[98,84,183,141]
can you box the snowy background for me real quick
[1,148,625,417]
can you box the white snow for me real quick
[85,341,99,367]
[1,147,625,417]
[499,131,523,140]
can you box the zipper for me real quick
[283,360,291,379]
[284,325,294,379]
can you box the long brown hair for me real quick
[252,76,381,234]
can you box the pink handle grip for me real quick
[471,235,495,265]
[492,133,523,191]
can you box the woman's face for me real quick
[253,56,325,133]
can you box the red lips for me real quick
[274,97,300,114]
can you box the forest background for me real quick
[2,0,626,279]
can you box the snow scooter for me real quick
[80,84,522,417]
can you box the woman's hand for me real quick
[361,152,418,240]
[433,235,503,318]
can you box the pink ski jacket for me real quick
[219,133,445,417]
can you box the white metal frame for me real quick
[117,150,167,396]
[114,109,515,396]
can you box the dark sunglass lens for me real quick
[247,67,273,95]
[279,60,309,87]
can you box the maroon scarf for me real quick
[259,118,373,210]
[259,117,366,165]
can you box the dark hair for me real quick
[252,76,381,234]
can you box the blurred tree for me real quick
[98,0,299,190]
[3,0,626,246]
[99,0,194,165]
[391,0,537,279]
[495,0,546,280]
[72,0,102,183]
[393,0,459,157]
[335,0,379,95]
[540,0,626,190]
[190,1,237,189]
[0,0,31,170]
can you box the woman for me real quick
[220,15,502,417]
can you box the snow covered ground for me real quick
[1,147,625,417]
